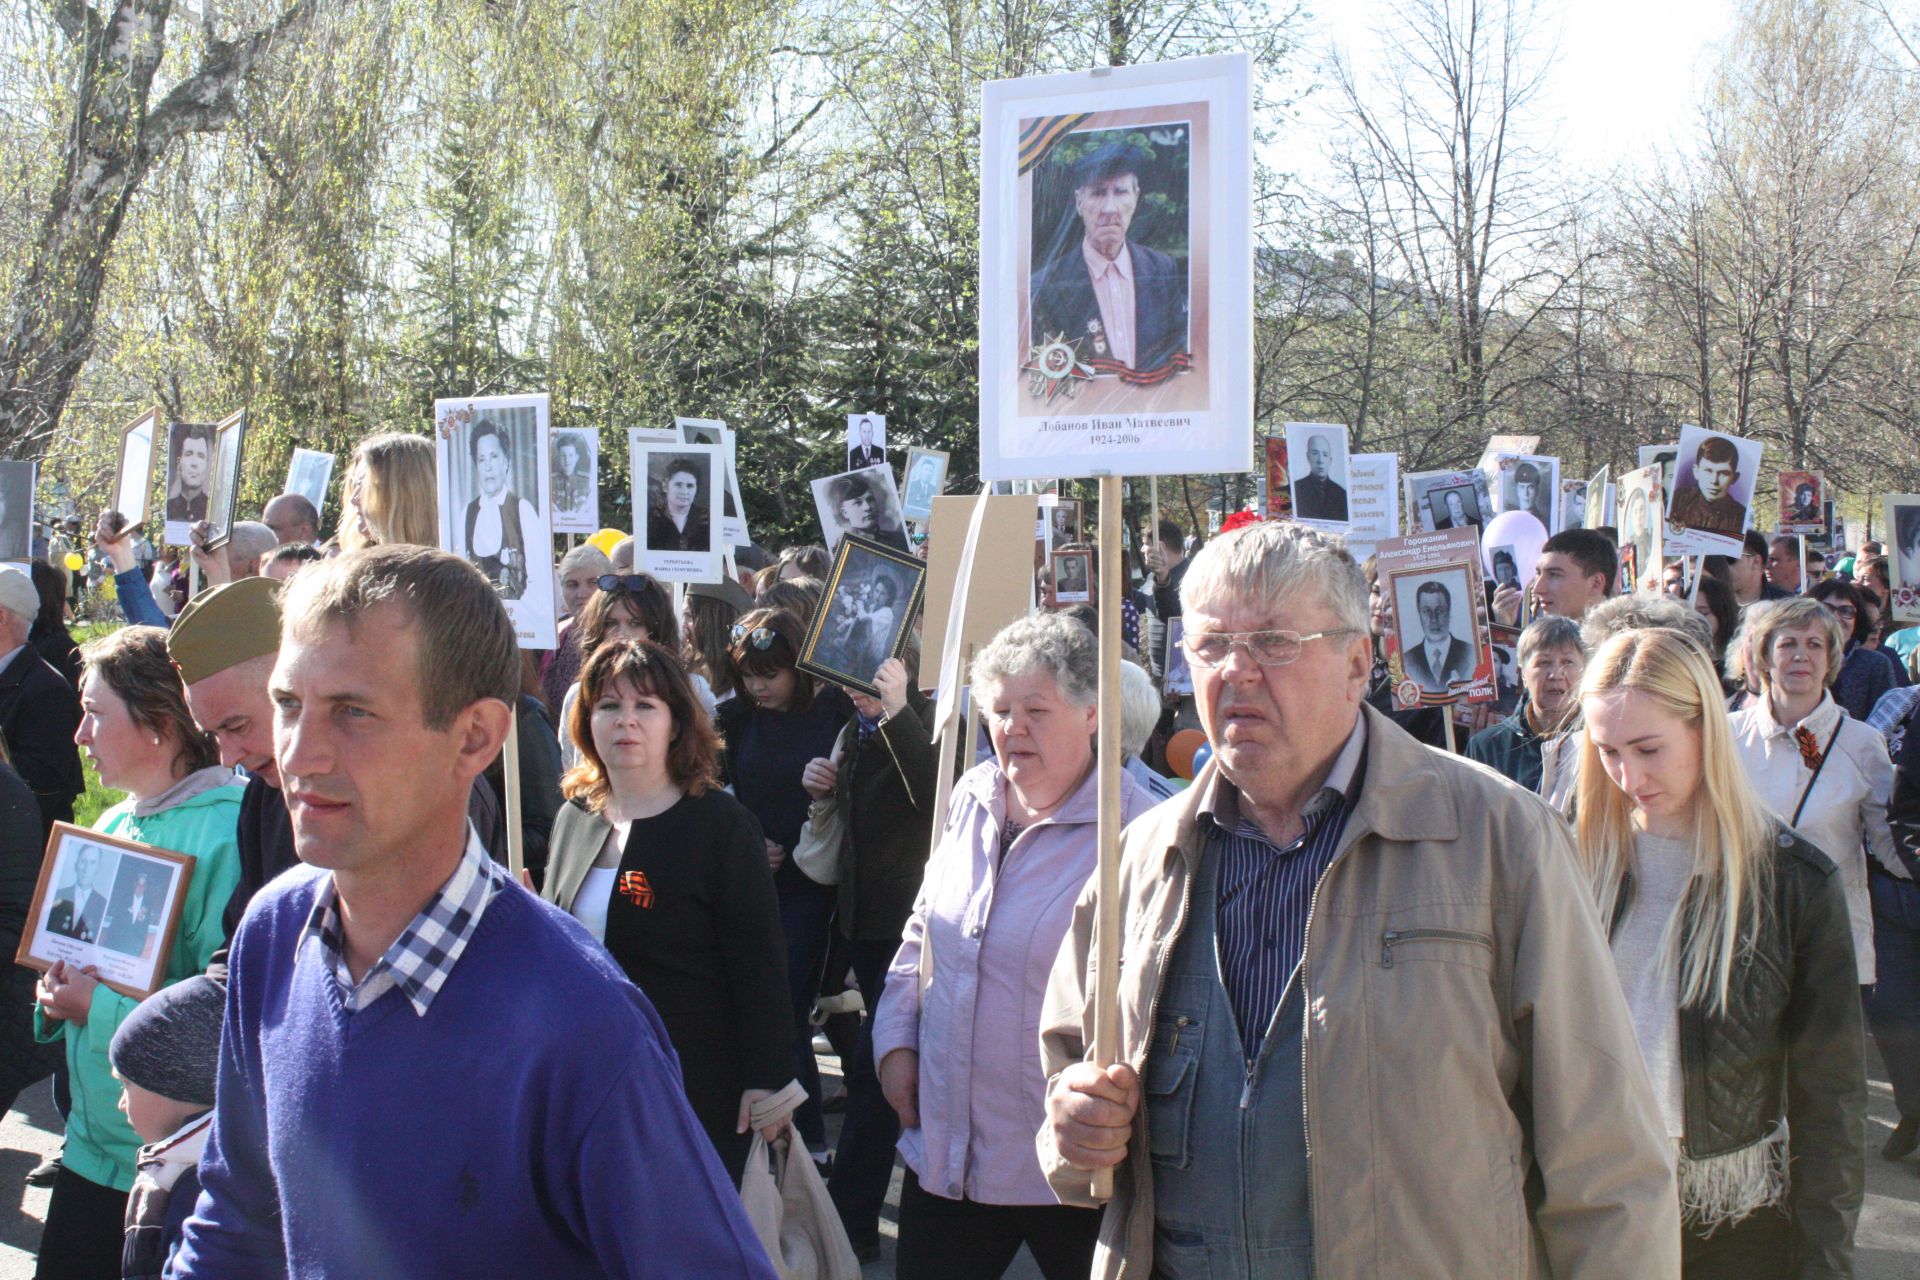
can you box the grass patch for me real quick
[73,754,124,829]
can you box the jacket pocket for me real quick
[1379,927,1494,969]
[1144,1018,1199,1171]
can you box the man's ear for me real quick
[453,698,514,780]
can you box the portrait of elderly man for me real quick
[1030,141,1189,374]
[1667,433,1747,537]
[1290,434,1348,522]
[1037,521,1679,1279]
[846,415,885,471]
[1400,576,1475,693]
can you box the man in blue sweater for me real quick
[170,546,776,1278]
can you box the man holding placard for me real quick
[1037,521,1679,1279]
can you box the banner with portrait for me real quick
[550,429,600,533]
[1374,526,1495,710]
[1616,464,1665,593]
[1344,452,1399,563]
[433,393,558,649]
[1885,495,1920,623]
[978,53,1252,481]
[1664,425,1762,557]
[634,442,724,584]
[1778,471,1826,537]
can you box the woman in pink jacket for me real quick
[873,613,1150,1280]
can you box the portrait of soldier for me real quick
[1509,461,1553,527]
[846,416,885,471]
[1401,578,1475,693]
[1290,433,1349,522]
[1785,477,1821,524]
[1667,434,1747,537]
[1030,141,1189,373]
[167,423,215,524]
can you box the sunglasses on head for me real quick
[730,623,780,651]
[597,574,654,593]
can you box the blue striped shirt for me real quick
[1206,720,1367,1066]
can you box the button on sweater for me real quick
[169,867,777,1279]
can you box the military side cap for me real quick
[168,576,284,684]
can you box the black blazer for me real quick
[0,647,83,842]
[1030,239,1188,371]
[1402,636,1474,692]
[847,445,885,470]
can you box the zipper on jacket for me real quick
[1298,826,1366,1280]
[1380,928,1493,969]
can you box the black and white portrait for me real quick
[846,414,887,471]
[1488,544,1520,592]
[1559,481,1589,532]
[798,537,926,696]
[1780,471,1824,536]
[1890,499,1920,604]
[551,429,599,533]
[1429,486,1481,532]
[285,448,335,518]
[1490,625,1521,717]
[0,461,32,563]
[1405,469,1494,536]
[1394,570,1477,695]
[25,826,195,999]
[901,448,949,523]
[1496,455,1559,532]
[46,841,114,945]
[434,394,558,648]
[165,422,216,544]
[1285,421,1351,527]
[811,464,910,556]
[115,410,159,526]
[98,851,172,959]
[1052,549,1092,604]
[633,441,722,584]
[1050,498,1082,545]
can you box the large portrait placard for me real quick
[434,394,558,649]
[285,448,336,519]
[1374,526,1495,709]
[203,410,248,550]
[114,409,161,527]
[1886,495,1920,623]
[979,53,1251,481]
[796,534,927,697]
[550,429,600,534]
[1616,464,1665,591]
[634,442,723,584]
[1778,471,1826,537]
[1665,425,1761,557]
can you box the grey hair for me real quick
[1118,661,1160,759]
[558,544,613,578]
[1579,593,1714,659]
[1180,521,1368,635]
[1518,615,1586,666]
[970,613,1098,710]
[225,521,280,570]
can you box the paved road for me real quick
[1,1051,1914,1278]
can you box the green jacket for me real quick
[35,771,243,1191]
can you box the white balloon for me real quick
[1480,510,1549,589]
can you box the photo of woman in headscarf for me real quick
[462,418,537,599]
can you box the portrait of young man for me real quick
[1667,432,1749,538]
[167,423,215,524]
[1398,573,1475,693]
[1029,140,1190,374]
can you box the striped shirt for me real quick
[1206,718,1367,1066]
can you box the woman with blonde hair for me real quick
[339,432,437,551]
[1577,626,1864,1277]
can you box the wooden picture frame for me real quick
[204,409,248,550]
[113,408,162,527]
[797,534,928,697]
[17,823,197,1001]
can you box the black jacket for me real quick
[0,646,83,842]
[1611,825,1865,1274]
[478,695,563,883]
[1030,239,1188,372]
[835,689,940,944]
[28,622,79,690]
[0,763,60,1100]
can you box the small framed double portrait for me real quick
[16,824,197,1001]
[798,535,928,697]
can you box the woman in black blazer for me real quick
[543,638,794,1183]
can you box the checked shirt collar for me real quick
[300,825,503,1017]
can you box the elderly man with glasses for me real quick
[1036,521,1680,1280]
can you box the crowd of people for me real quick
[0,439,1911,1278]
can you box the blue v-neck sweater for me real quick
[169,866,777,1279]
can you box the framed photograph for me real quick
[1164,616,1194,695]
[1487,543,1521,592]
[811,464,911,557]
[203,410,248,550]
[0,460,33,565]
[1638,442,1679,494]
[1584,466,1614,529]
[797,534,928,697]
[979,52,1252,481]
[163,422,217,546]
[550,429,600,534]
[1885,495,1920,623]
[1344,452,1399,562]
[1665,425,1762,556]
[1559,479,1588,531]
[1263,436,1292,520]
[1616,464,1665,591]
[1375,526,1494,708]
[676,418,747,546]
[1051,548,1093,604]
[113,409,161,527]
[634,442,723,584]
[284,448,336,519]
[1488,623,1521,718]
[901,447,951,524]
[846,413,888,472]
[17,823,195,1001]
[1285,421,1351,531]
[434,394,558,649]
[1405,469,1493,535]
[1490,453,1559,532]
[1778,471,1825,537]
[1049,497,1083,546]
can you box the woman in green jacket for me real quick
[33,626,242,1280]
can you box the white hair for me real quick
[1180,521,1368,635]
[1119,661,1160,759]
[970,613,1098,710]
[558,544,613,578]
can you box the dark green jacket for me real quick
[1466,703,1547,791]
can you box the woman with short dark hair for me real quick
[542,640,792,1183]
[1809,577,1903,718]
[557,575,715,769]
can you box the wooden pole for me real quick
[1090,473,1125,1201]
[1798,534,1807,594]
[503,702,525,881]
[187,558,200,601]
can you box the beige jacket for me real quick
[1036,703,1680,1279]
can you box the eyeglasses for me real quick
[730,623,779,651]
[1182,628,1359,668]
[597,574,654,594]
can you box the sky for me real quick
[1277,0,1740,184]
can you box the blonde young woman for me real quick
[1577,627,1865,1277]
[339,432,437,551]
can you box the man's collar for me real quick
[1082,238,1134,281]
[1199,712,1367,835]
